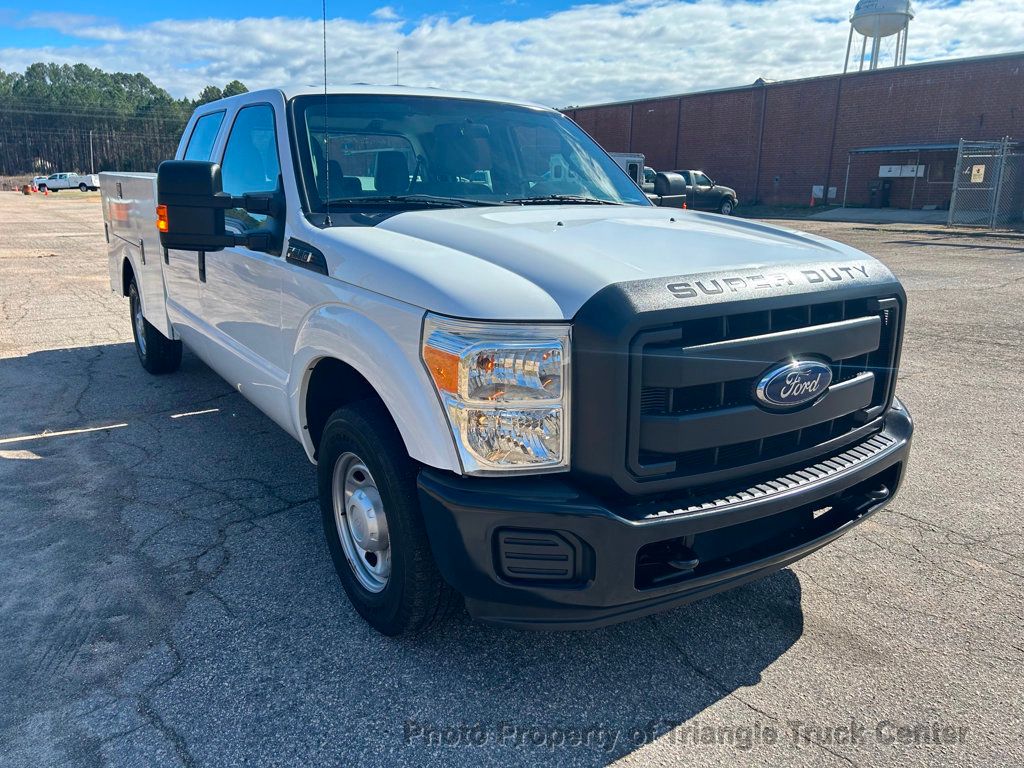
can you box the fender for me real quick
[116,244,175,340]
[287,302,461,473]
[116,244,144,310]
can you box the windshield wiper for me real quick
[324,194,504,209]
[504,195,622,205]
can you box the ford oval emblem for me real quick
[755,360,833,409]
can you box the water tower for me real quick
[843,0,913,73]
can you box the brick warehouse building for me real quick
[564,51,1024,209]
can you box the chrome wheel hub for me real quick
[332,452,391,593]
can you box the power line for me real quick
[0,107,188,123]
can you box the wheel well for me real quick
[304,358,380,457]
[121,258,135,296]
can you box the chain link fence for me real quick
[948,138,1024,229]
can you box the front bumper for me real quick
[418,402,912,630]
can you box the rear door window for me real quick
[184,111,226,161]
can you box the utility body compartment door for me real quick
[99,172,173,338]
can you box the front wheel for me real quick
[128,278,181,374]
[719,198,735,215]
[318,401,459,635]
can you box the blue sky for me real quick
[2,0,576,46]
[0,1,1019,106]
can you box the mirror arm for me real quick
[160,191,282,218]
[239,192,283,218]
[237,232,274,251]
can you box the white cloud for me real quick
[19,11,104,31]
[371,6,401,21]
[0,0,1021,106]
[15,11,127,41]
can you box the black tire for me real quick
[719,197,735,215]
[128,278,182,374]
[318,400,459,635]
[78,183,88,192]
[37,184,47,193]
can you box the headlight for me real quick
[421,313,570,475]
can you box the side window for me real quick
[220,105,280,233]
[183,112,225,161]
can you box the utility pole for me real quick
[396,50,400,85]
[89,129,95,174]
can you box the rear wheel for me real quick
[128,278,181,374]
[719,197,734,215]
[37,184,47,193]
[318,400,459,635]
[78,182,88,192]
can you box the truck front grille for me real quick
[628,296,901,485]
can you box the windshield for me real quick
[290,94,650,211]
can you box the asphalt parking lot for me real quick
[1,192,1022,767]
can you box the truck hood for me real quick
[317,205,889,321]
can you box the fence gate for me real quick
[948,138,1024,228]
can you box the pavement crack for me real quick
[137,695,195,768]
[650,616,859,766]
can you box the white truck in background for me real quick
[610,152,648,186]
[102,86,912,635]
[33,171,100,192]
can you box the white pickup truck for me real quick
[34,172,100,192]
[102,86,912,635]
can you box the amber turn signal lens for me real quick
[156,204,169,233]
[423,345,459,393]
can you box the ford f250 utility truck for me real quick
[101,86,912,635]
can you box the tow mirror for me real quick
[156,160,283,254]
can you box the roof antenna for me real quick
[322,0,332,226]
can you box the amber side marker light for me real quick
[156,204,169,233]
[423,345,459,394]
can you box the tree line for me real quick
[0,63,247,177]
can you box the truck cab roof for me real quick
[195,85,551,113]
